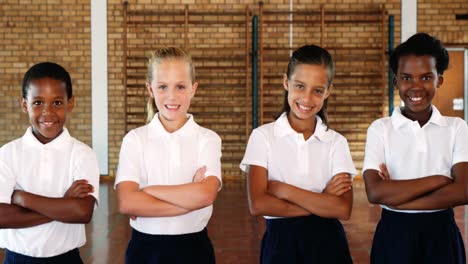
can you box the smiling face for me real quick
[146,59,197,132]
[22,77,74,144]
[284,64,331,130]
[395,55,443,122]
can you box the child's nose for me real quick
[42,103,53,114]
[411,77,424,88]
[303,91,314,102]
[167,87,177,98]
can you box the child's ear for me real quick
[21,97,28,113]
[437,75,444,88]
[68,96,75,112]
[324,84,333,99]
[146,82,154,98]
[393,76,398,89]
[191,82,198,98]
[283,74,288,91]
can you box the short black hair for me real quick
[390,32,449,75]
[22,62,72,99]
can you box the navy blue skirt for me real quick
[3,248,82,264]
[125,228,215,264]
[261,214,353,264]
[371,208,466,264]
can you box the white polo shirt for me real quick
[363,106,468,213]
[115,114,222,235]
[0,127,100,257]
[240,113,357,219]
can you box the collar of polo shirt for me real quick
[23,127,71,149]
[391,105,447,129]
[273,112,333,142]
[148,113,197,138]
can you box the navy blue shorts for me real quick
[261,214,353,264]
[371,208,466,264]
[125,227,215,264]
[3,248,82,264]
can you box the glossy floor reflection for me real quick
[0,179,466,263]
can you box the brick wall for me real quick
[418,0,468,45]
[108,0,126,177]
[1,0,465,178]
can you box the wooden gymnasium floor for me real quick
[0,179,466,264]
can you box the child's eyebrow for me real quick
[422,72,436,75]
[399,72,435,76]
[30,95,66,100]
[157,81,188,84]
[292,79,306,84]
[293,79,327,87]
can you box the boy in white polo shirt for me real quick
[363,33,468,263]
[0,62,100,264]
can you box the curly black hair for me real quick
[390,32,449,75]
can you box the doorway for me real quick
[432,49,467,121]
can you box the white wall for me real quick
[91,0,108,175]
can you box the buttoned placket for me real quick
[296,134,310,174]
[38,144,54,186]
[167,133,181,170]
[42,145,49,176]
[411,122,427,153]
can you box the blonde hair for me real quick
[146,47,195,124]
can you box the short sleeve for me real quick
[0,159,15,204]
[331,137,357,178]
[362,121,385,174]
[453,119,468,165]
[199,131,222,186]
[72,146,100,205]
[240,129,269,172]
[115,131,143,188]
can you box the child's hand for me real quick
[192,166,207,183]
[323,174,352,196]
[64,179,94,198]
[378,163,391,180]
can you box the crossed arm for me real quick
[247,165,353,220]
[0,179,96,229]
[117,166,221,217]
[391,162,468,210]
[363,162,468,210]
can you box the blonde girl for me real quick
[116,47,222,264]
